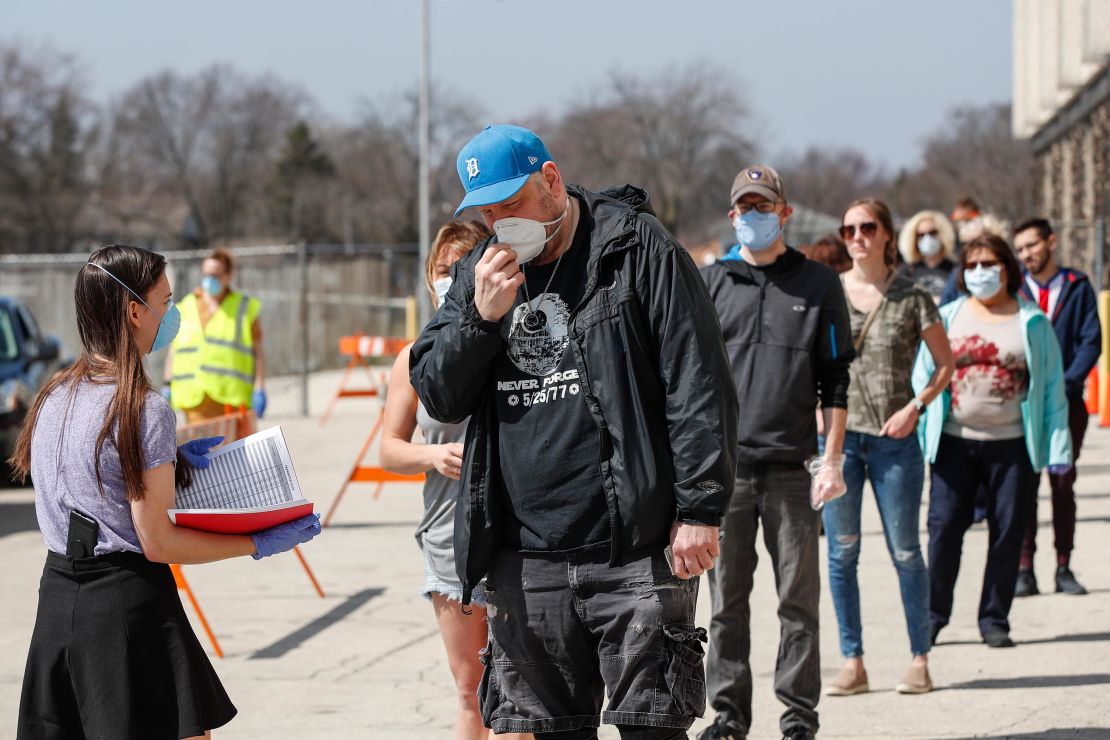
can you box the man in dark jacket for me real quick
[410,124,738,739]
[1014,217,1101,596]
[698,165,853,740]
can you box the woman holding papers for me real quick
[382,221,528,740]
[10,244,320,740]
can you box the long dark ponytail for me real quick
[9,245,183,500]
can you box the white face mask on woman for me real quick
[917,234,942,258]
[492,197,569,265]
[433,276,452,306]
[964,264,1003,300]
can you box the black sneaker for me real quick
[697,717,746,740]
[983,629,1015,648]
[1015,568,1039,597]
[1055,566,1088,595]
[782,728,816,740]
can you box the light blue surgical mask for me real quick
[433,277,452,306]
[88,262,181,353]
[734,210,781,251]
[201,275,222,297]
[964,264,1003,300]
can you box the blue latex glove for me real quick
[178,436,225,469]
[1047,464,1073,476]
[161,384,172,403]
[252,388,267,419]
[251,514,321,560]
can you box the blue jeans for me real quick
[821,432,931,657]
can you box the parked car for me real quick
[0,297,66,477]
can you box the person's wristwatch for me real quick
[910,397,925,412]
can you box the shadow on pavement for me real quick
[324,521,420,530]
[948,673,1110,690]
[249,587,384,660]
[946,729,1110,739]
[0,497,38,538]
[937,632,1110,648]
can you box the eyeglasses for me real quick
[839,222,878,239]
[966,259,1001,270]
[735,201,780,215]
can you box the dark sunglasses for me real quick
[966,259,1001,270]
[839,222,878,239]
[917,229,939,238]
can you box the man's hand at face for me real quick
[474,244,525,322]
[669,521,720,579]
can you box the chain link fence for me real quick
[0,243,421,418]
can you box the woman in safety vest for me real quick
[163,248,267,423]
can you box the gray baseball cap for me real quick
[730,164,786,206]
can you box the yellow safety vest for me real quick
[169,291,261,410]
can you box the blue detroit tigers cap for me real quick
[454,124,553,216]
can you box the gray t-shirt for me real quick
[31,379,178,556]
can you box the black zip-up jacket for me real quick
[700,247,853,463]
[410,184,738,604]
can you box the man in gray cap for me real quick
[698,165,854,740]
[410,124,738,739]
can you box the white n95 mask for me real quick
[493,197,569,264]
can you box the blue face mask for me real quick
[201,275,222,297]
[88,262,181,353]
[734,210,781,251]
[964,264,1003,300]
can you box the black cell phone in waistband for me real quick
[66,510,99,558]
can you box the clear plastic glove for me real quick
[161,384,172,403]
[178,436,225,469]
[252,388,267,419]
[805,454,847,511]
[1047,464,1073,476]
[251,514,321,560]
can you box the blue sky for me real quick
[3,0,1012,170]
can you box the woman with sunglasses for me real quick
[897,210,958,303]
[823,198,954,697]
[913,234,1071,649]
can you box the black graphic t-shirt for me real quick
[494,198,609,551]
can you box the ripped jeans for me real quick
[821,431,930,657]
[479,545,705,737]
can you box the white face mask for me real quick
[433,276,452,306]
[917,233,942,258]
[492,197,569,265]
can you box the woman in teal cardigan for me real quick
[912,234,1071,649]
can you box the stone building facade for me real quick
[1014,0,1110,285]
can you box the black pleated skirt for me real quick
[17,551,237,740]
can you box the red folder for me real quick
[169,500,314,534]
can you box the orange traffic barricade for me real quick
[172,564,224,658]
[322,406,425,527]
[318,334,410,426]
[177,404,255,444]
[1086,367,1099,415]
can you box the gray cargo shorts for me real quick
[478,544,707,735]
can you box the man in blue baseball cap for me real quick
[410,124,739,739]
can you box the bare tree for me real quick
[545,62,755,241]
[106,66,304,246]
[777,146,890,217]
[0,42,100,253]
[886,103,1033,224]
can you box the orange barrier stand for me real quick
[322,406,425,527]
[318,334,410,427]
[172,564,224,658]
[1086,367,1099,416]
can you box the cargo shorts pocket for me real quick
[659,625,708,717]
[477,640,500,727]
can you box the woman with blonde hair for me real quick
[380,220,530,740]
[898,210,957,302]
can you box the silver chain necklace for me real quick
[520,249,566,332]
